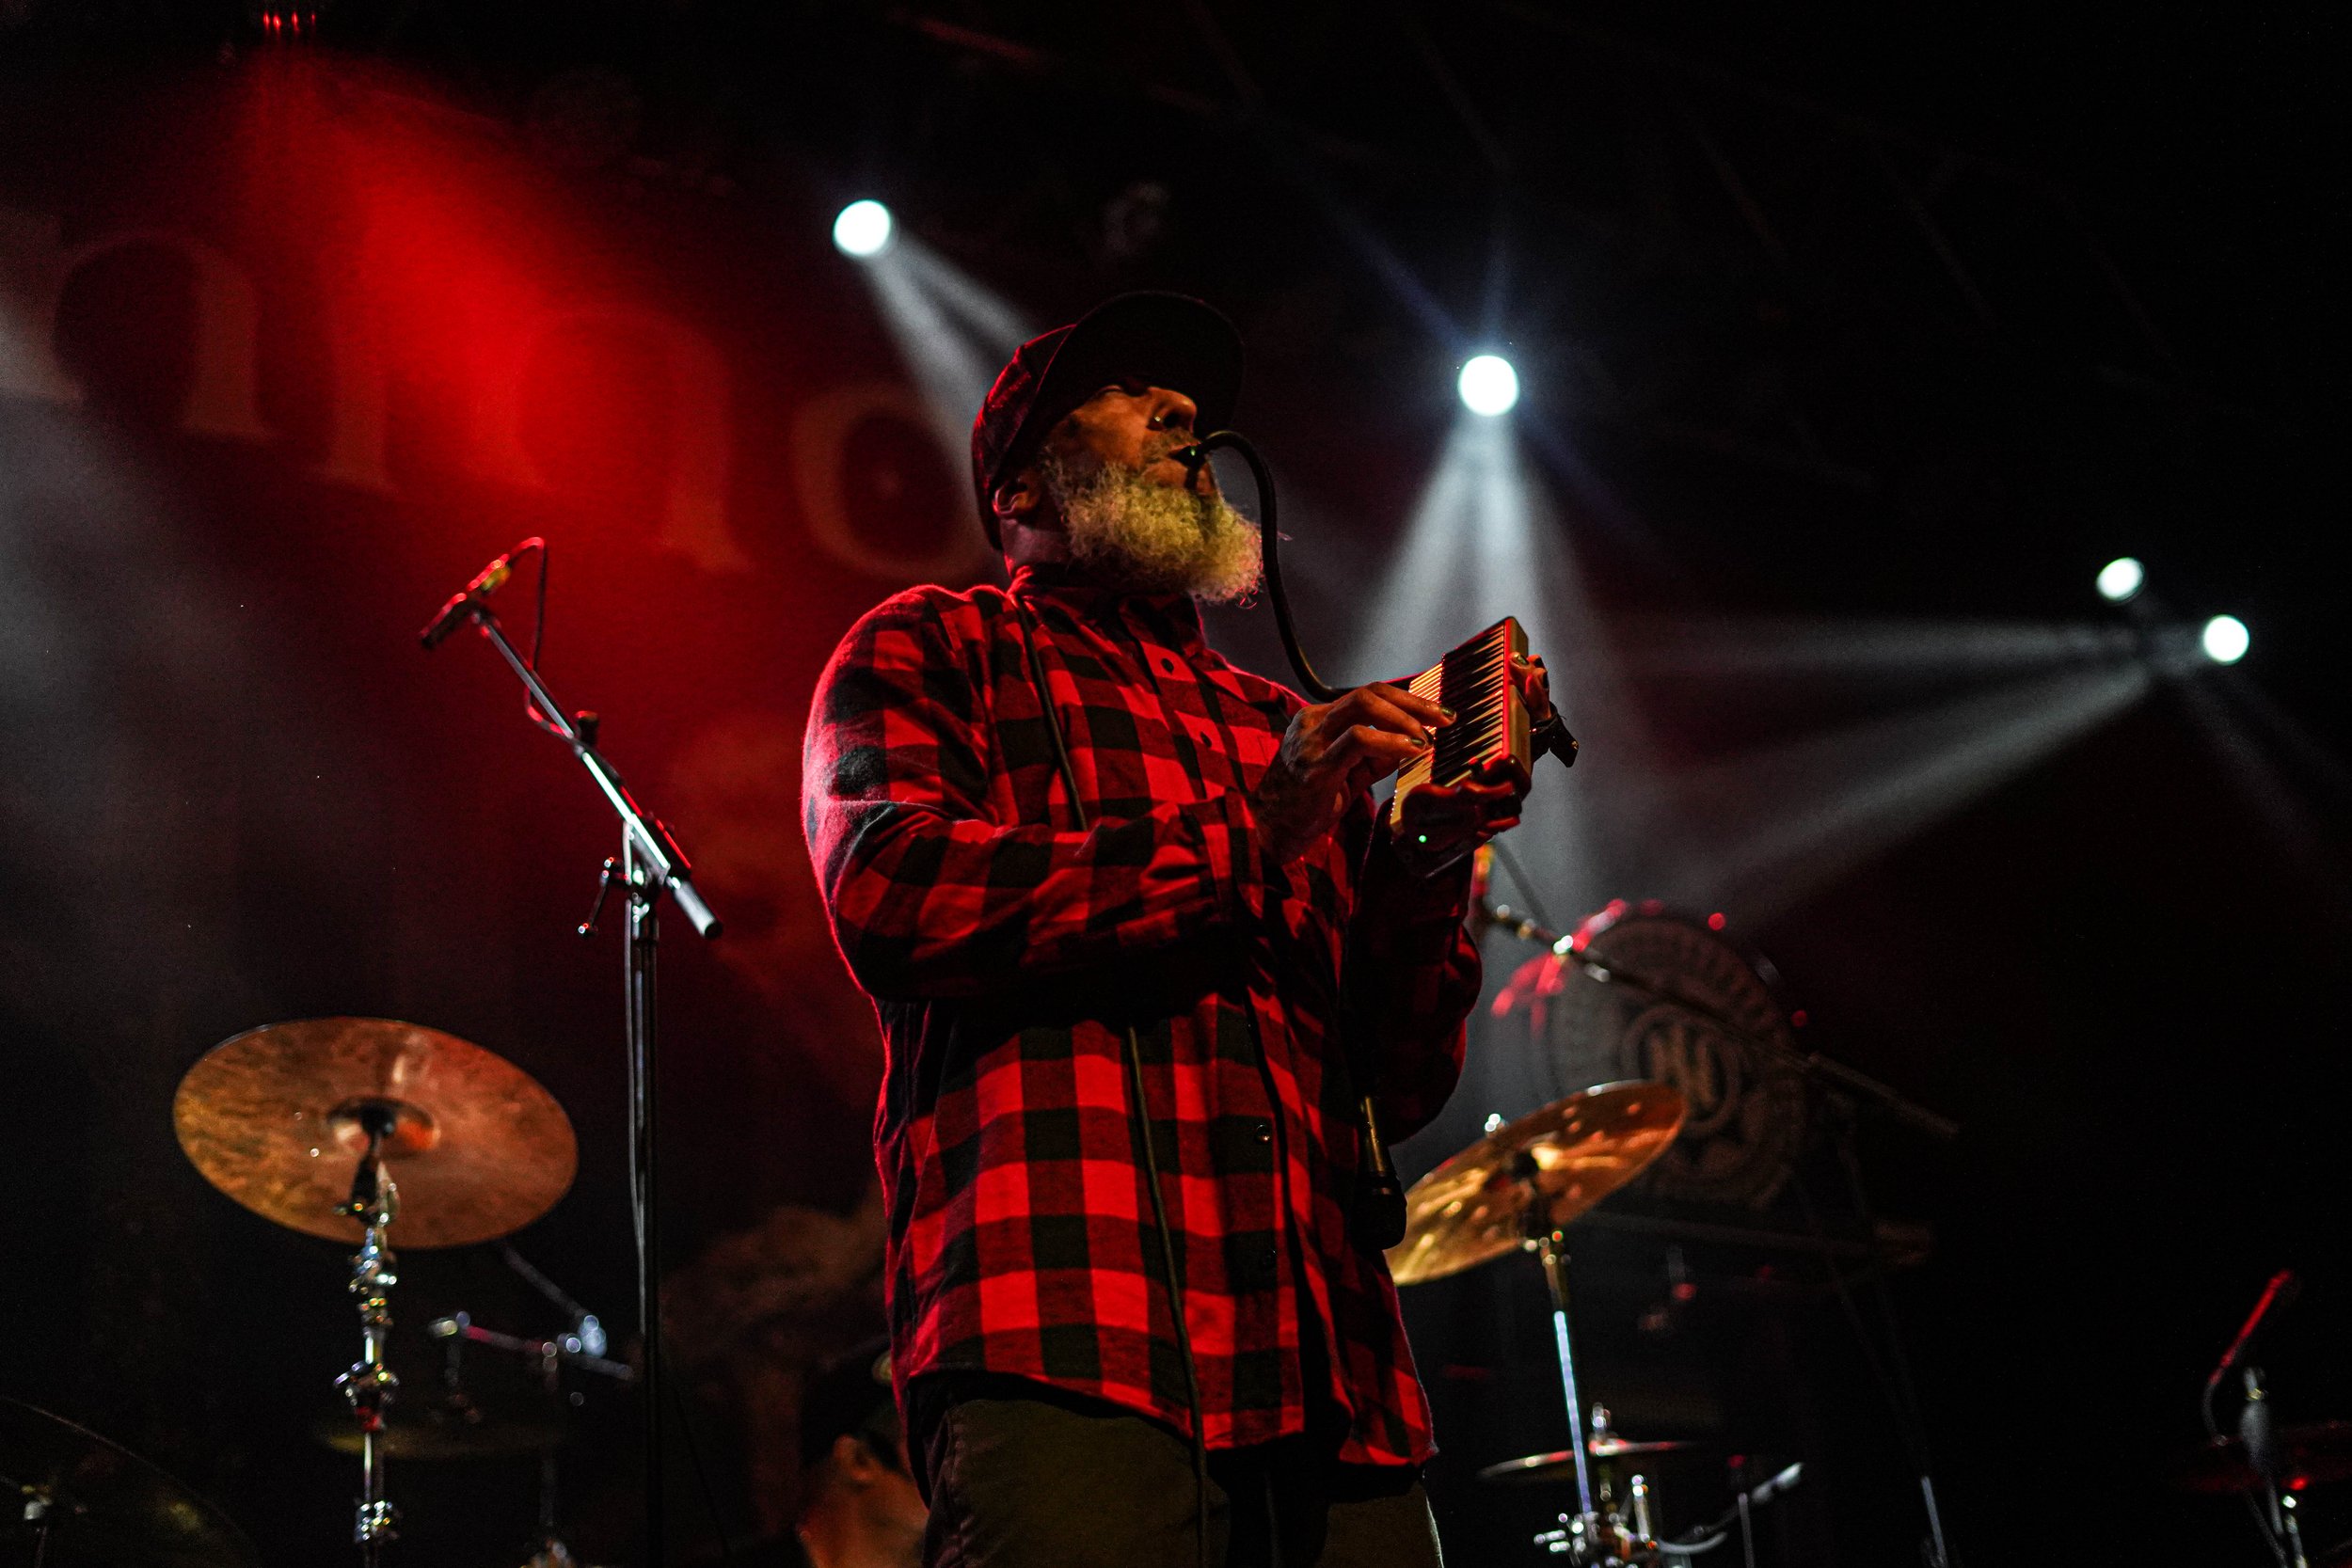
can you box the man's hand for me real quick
[1257,681,1450,865]
[1393,755,1525,875]
[1518,651,1553,728]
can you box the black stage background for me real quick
[0,6,2344,1564]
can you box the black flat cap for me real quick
[968,292,1243,546]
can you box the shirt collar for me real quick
[1009,562,1208,657]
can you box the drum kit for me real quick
[172,1016,616,1567]
[8,974,2335,1564]
[1,1014,618,1566]
[1384,1075,1812,1563]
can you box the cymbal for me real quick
[1387,1081,1685,1286]
[1480,1438,1698,1484]
[0,1397,260,1567]
[2177,1421,2352,1495]
[311,1392,568,1463]
[174,1017,577,1249]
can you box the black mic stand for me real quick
[425,600,720,1568]
[2204,1272,2307,1568]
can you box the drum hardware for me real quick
[501,1241,611,1361]
[1391,1082,1686,1565]
[426,1313,637,1389]
[421,539,723,1568]
[336,1106,403,1563]
[174,1018,578,1563]
[1505,1407,1694,1563]
[0,1398,262,1568]
[424,1272,632,1568]
[1595,1461,1801,1562]
[1474,894,1960,1564]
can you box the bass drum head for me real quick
[1531,902,1807,1209]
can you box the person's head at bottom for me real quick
[797,1342,925,1568]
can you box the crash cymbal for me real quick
[1387,1081,1684,1287]
[174,1017,576,1249]
[0,1398,260,1567]
[1479,1438,1697,1484]
[2177,1420,2352,1495]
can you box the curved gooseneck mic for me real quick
[1174,428,1407,1252]
[1175,431,1342,702]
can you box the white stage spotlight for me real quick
[2096,557,2145,603]
[2201,614,2249,665]
[833,199,895,258]
[1457,354,1519,417]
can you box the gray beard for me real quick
[1043,454,1264,604]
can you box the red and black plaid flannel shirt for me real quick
[802,563,1482,1465]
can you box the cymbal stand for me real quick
[1483,897,1959,1562]
[1517,1153,1604,1560]
[334,1107,402,1565]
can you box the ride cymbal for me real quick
[0,1398,260,1568]
[1387,1081,1684,1287]
[174,1017,576,1248]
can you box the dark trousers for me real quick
[914,1385,1445,1568]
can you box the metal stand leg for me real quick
[623,834,665,1568]
[1534,1230,1599,1523]
[335,1111,403,1566]
[1517,1148,1606,1562]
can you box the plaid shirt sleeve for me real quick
[1341,819,1480,1141]
[803,590,1268,1002]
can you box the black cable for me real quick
[500,535,564,738]
[530,535,548,673]
[1181,431,1336,703]
[1019,600,1213,1568]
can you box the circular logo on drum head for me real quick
[1525,910,1805,1209]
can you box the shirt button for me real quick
[1250,1118,1273,1145]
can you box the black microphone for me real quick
[2208,1270,2302,1400]
[419,544,526,651]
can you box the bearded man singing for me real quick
[803,293,1550,1568]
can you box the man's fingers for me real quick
[1317,723,1423,787]
[1343,681,1449,734]
[1338,687,1440,746]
